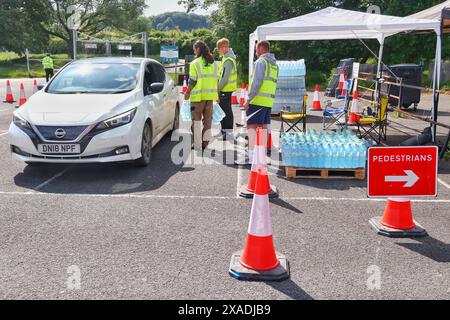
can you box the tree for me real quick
[24,0,147,58]
[0,0,48,53]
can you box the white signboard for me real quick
[118,45,132,51]
[84,43,97,49]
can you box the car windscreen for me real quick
[46,63,140,94]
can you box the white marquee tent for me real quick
[249,6,442,141]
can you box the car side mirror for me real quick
[149,82,164,94]
[37,84,44,91]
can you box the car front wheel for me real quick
[135,122,152,166]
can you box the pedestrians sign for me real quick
[368,146,438,198]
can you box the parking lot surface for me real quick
[0,80,449,299]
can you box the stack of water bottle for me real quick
[273,60,307,114]
[281,129,368,169]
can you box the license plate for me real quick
[38,144,80,154]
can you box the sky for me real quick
[145,0,216,16]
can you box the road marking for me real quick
[236,109,246,198]
[0,191,450,203]
[0,132,8,137]
[438,178,450,190]
[34,167,72,191]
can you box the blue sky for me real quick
[145,0,215,16]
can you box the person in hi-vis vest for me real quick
[42,54,54,82]
[184,41,219,152]
[216,38,237,140]
[238,41,278,165]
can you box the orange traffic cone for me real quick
[310,84,322,111]
[369,198,427,237]
[239,83,245,106]
[32,79,39,95]
[229,167,290,281]
[3,80,15,103]
[231,91,238,104]
[341,75,348,97]
[348,90,360,125]
[266,125,273,155]
[239,128,278,198]
[18,83,26,106]
[181,75,187,93]
[338,68,345,89]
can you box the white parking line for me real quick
[438,177,450,190]
[0,132,8,137]
[0,191,449,203]
[34,167,72,191]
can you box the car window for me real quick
[143,64,154,96]
[150,62,166,84]
[46,63,140,94]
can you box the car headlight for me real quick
[95,108,137,131]
[13,114,32,130]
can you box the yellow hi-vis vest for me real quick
[189,57,219,102]
[249,57,278,108]
[219,56,237,92]
[42,56,54,69]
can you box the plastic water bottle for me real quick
[324,144,331,168]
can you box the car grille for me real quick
[35,126,89,141]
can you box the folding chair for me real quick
[322,79,353,130]
[280,95,308,133]
[356,96,389,144]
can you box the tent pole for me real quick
[375,36,385,101]
[432,27,442,144]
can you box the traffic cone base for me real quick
[239,184,279,199]
[369,199,427,238]
[369,216,427,238]
[229,250,290,281]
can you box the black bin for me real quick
[325,58,355,97]
[381,64,423,109]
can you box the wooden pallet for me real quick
[285,166,366,180]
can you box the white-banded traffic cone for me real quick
[310,84,322,111]
[341,75,349,97]
[32,79,39,95]
[3,80,15,103]
[338,67,345,89]
[229,167,290,281]
[18,83,26,107]
[348,90,361,125]
[239,83,245,106]
[239,127,278,198]
[181,75,187,93]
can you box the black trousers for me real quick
[219,91,234,131]
[45,68,54,82]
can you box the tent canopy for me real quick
[249,7,441,72]
[251,7,441,43]
[408,0,450,30]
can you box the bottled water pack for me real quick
[281,129,368,169]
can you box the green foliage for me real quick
[151,12,211,31]
[147,28,218,60]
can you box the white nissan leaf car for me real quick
[8,57,180,166]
